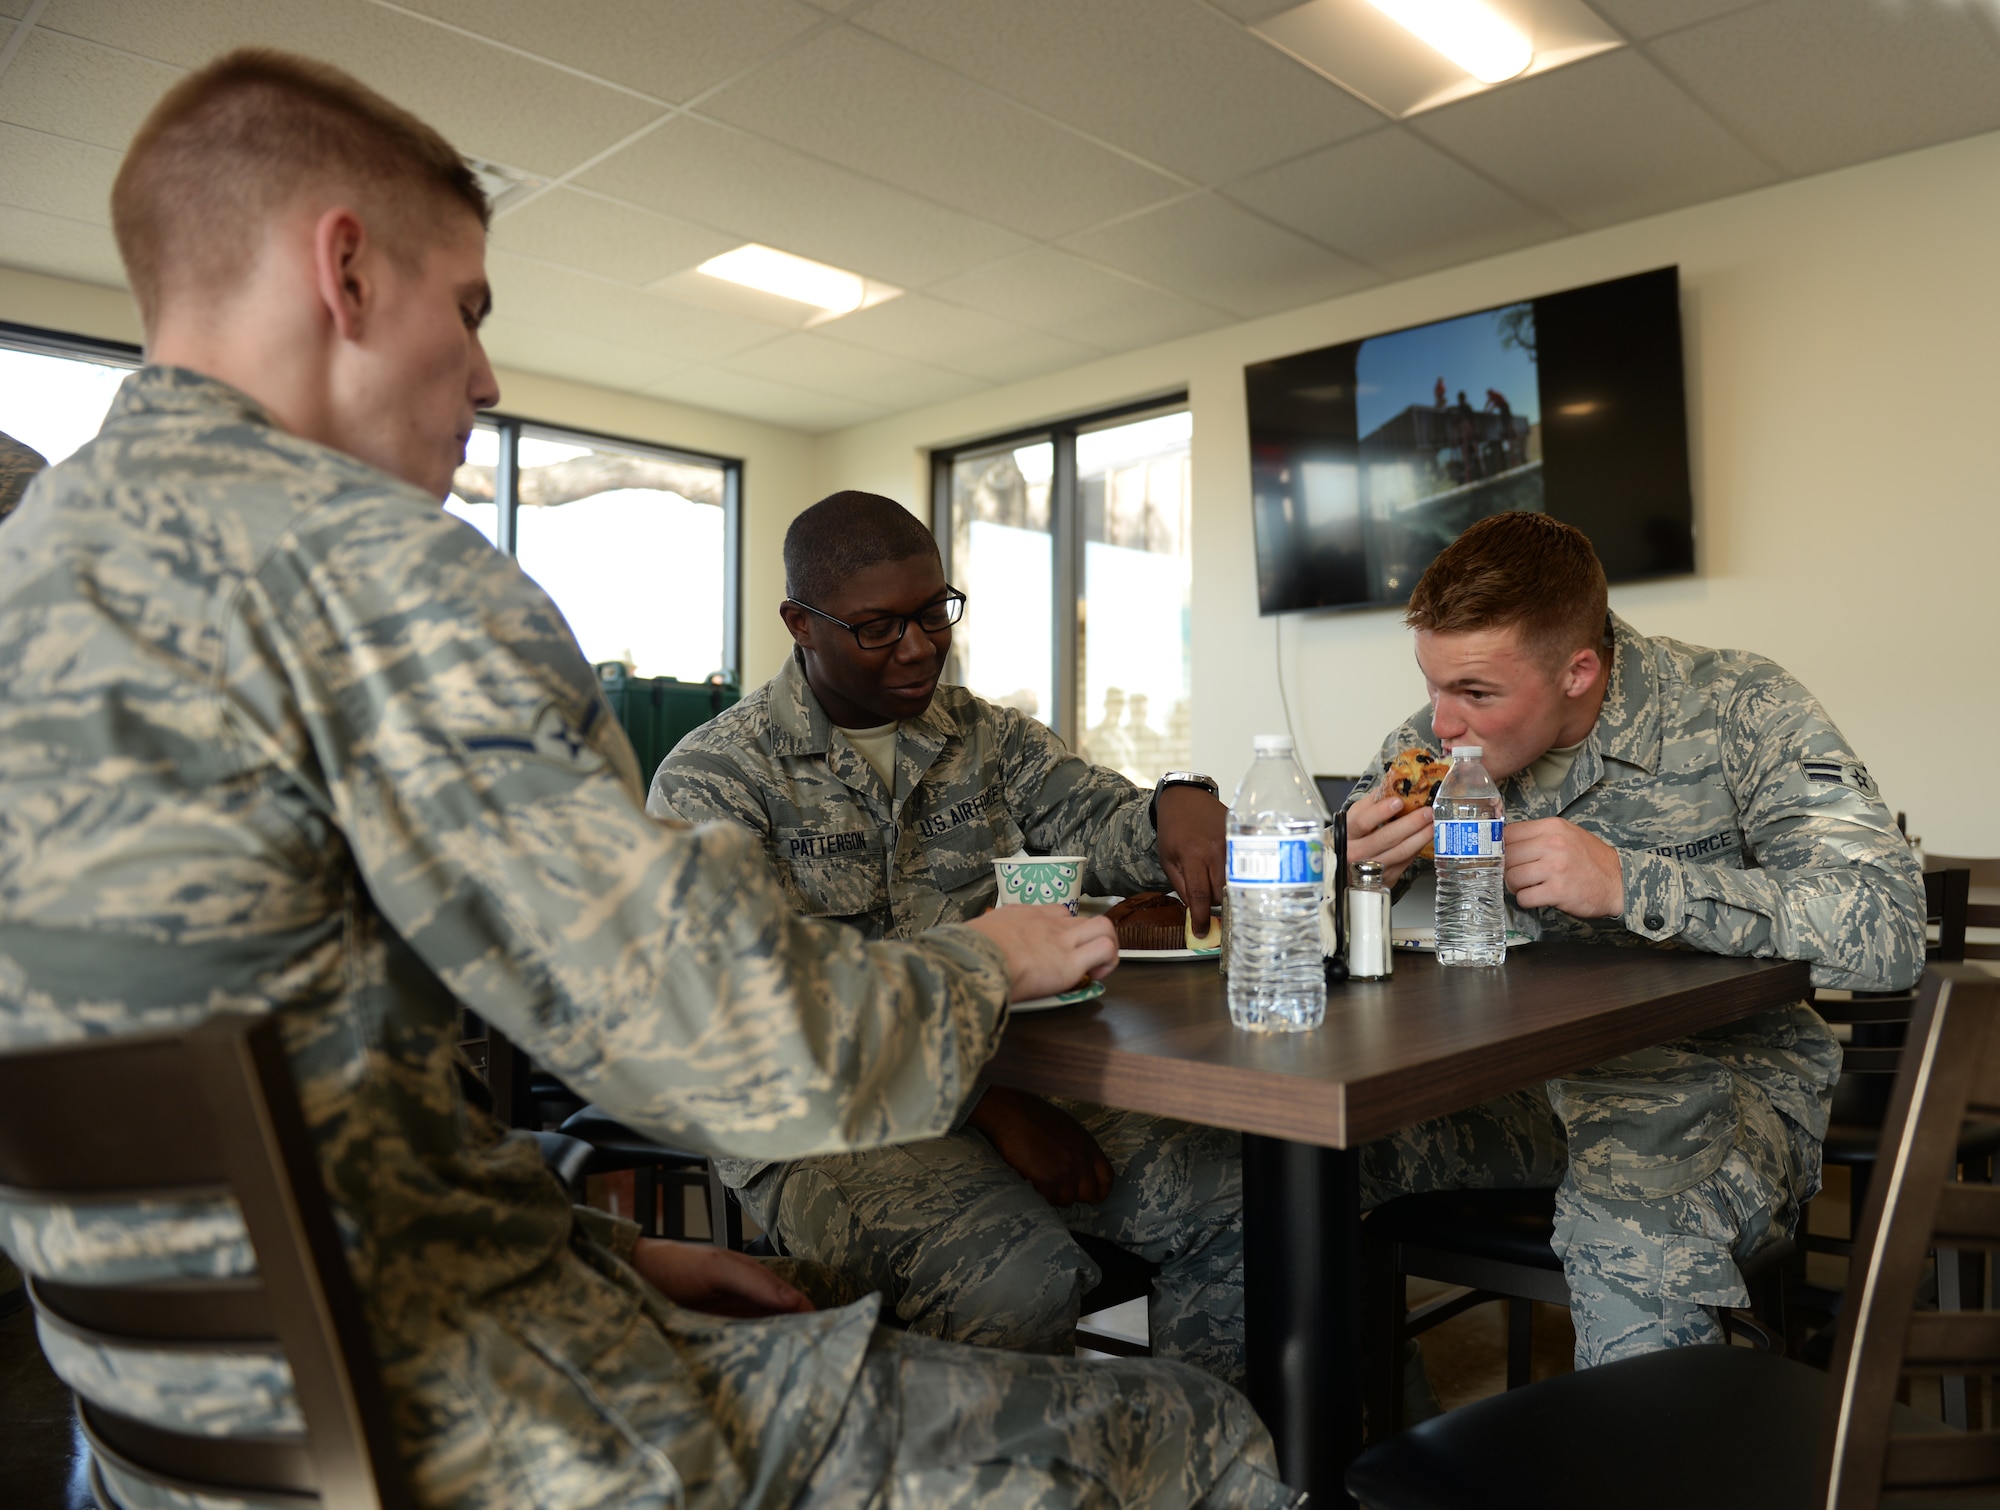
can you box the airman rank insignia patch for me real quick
[1802,756,1876,797]
[462,700,606,773]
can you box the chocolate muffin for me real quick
[1104,891,1188,951]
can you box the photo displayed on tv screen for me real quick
[1245,266,1693,615]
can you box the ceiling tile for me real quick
[927,248,1232,351]
[723,331,989,409]
[643,366,887,432]
[817,292,1104,384]
[487,251,789,365]
[1647,0,2000,176]
[1062,193,1379,318]
[491,187,737,287]
[389,0,824,105]
[576,114,1029,290]
[697,26,1185,240]
[0,27,180,152]
[0,202,127,287]
[1412,48,1777,230]
[0,122,119,224]
[1225,128,1564,276]
[480,315,684,395]
[853,0,1380,184]
[1588,0,1768,41]
[40,0,662,177]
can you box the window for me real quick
[449,419,740,683]
[2,322,742,684]
[935,398,1191,784]
[0,322,141,467]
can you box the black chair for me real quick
[1930,854,2000,965]
[1799,869,1989,1422]
[1349,966,2000,1510]
[1073,1231,1160,1359]
[1813,869,1974,1237]
[0,1013,409,1510]
[555,1104,731,1244]
[455,1016,719,1245]
[1362,1188,1792,1430]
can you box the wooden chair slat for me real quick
[1881,1428,2000,1489]
[1931,1183,2000,1245]
[1901,1311,2000,1368]
[1841,1047,1908,1076]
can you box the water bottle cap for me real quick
[1254,734,1295,753]
[1449,745,1483,758]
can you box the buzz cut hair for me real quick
[1404,511,1610,670]
[111,48,489,332]
[783,491,942,607]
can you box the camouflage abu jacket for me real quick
[0,427,47,523]
[647,653,1171,940]
[1346,612,1926,1140]
[0,368,1013,1510]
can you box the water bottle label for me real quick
[1227,835,1325,885]
[1433,818,1504,858]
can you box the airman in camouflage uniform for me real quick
[651,651,1249,1384]
[1345,610,1924,1364]
[0,429,34,1311]
[0,428,47,523]
[0,47,1296,1510]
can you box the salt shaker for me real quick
[1345,860,1393,980]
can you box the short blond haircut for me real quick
[1405,511,1609,670]
[112,48,488,331]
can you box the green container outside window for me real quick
[595,662,740,790]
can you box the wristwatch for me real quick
[1150,771,1221,828]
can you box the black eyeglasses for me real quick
[787,588,967,650]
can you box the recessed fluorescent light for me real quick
[1364,0,1532,84]
[697,244,874,314]
[463,156,544,210]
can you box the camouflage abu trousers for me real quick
[1361,1042,1822,1367]
[795,1326,1298,1509]
[740,1100,1246,1384]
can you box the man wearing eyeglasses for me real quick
[649,489,1246,1384]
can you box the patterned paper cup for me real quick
[992,856,1085,913]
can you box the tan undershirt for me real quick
[836,720,899,793]
[1528,737,1587,796]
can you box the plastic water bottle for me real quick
[1226,734,1328,1031]
[1433,746,1507,967]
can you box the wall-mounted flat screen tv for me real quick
[1245,265,1693,616]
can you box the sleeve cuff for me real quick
[572,1203,643,1263]
[1620,851,1687,940]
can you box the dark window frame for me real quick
[930,389,1187,742]
[0,321,745,681]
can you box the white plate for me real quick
[1011,979,1109,1013]
[1119,947,1221,962]
[1392,927,1534,952]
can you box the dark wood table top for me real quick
[985,944,1813,1148]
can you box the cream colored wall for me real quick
[816,129,2000,856]
[0,265,821,686]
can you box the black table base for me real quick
[1242,1132,1363,1506]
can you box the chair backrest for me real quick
[1820,965,2000,1508]
[1929,855,2000,964]
[1816,870,1969,1078]
[0,1014,409,1510]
